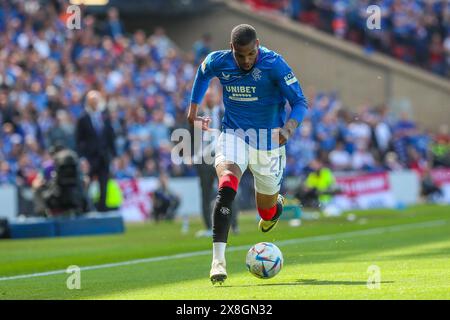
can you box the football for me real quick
[246,242,283,279]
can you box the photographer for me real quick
[152,173,180,222]
[420,166,444,203]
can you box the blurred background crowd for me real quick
[0,0,197,189]
[285,93,450,176]
[242,0,450,77]
[0,0,449,191]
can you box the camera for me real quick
[34,148,89,217]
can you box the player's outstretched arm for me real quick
[272,118,298,146]
[191,52,216,105]
[187,102,211,131]
[272,55,308,145]
[279,119,299,144]
[188,53,216,131]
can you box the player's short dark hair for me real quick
[231,24,257,47]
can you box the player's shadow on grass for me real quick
[221,278,394,288]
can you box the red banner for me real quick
[118,178,159,222]
[430,168,450,186]
[333,172,395,209]
[336,172,390,197]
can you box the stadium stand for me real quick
[241,0,450,78]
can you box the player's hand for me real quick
[187,114,211,131]
[187,103,211,131]
[272,119,299,146]
[272,127,291,146]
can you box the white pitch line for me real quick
[0,219,446,282]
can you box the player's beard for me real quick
[241,64,253,71]
[233,52,257,72]
[237,60,255,72]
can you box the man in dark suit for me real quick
[76,90,116,212]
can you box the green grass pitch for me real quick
[0,204,449,300]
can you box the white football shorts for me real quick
[214,131,286,195]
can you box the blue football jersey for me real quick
[191,46,308,150]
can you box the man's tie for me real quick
[93,112,103,134]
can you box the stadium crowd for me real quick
[0,0,449,190]
[0,0,197,188]
[242,0,450,78]
[285,91,450,176]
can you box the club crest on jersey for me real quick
[252,68,262,81]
